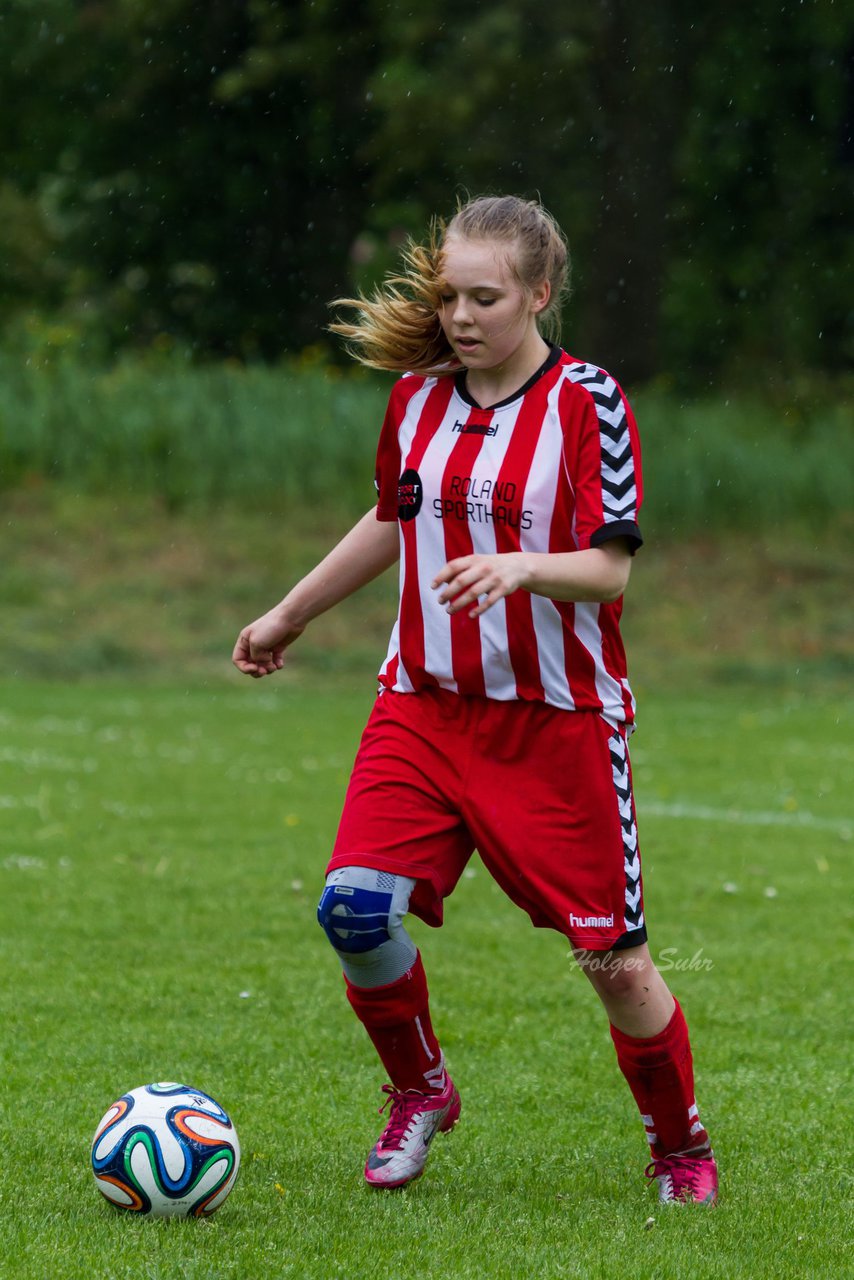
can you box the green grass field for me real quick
[0,676,850,1279]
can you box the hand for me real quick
[232,607,305,678]
[431,553,532,618]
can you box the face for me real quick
[437,236,550,373]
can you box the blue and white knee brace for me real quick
[317,866,417,987]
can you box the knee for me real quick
[575,945,654,1002]
[317,881,390,954]
[317,867,412,956]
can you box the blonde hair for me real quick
[329,194,570,374]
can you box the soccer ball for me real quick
[91,1082,241,1217]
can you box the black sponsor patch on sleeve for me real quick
[397,468,423,521]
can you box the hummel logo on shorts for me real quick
[569,913,615,928]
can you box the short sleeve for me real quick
[566,373,644,554]
[374,392,402,522]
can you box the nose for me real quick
[452,294,473,326]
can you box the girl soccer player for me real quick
[233,195,718,1205]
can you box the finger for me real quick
[469,586,507,617]
[232,633,251,664]
[234,658,266,676]
[445,577,497,614]
[249,643,277,665]
[444,587,483,614]
[450,577,509,617]
[233,644,278,676]
[431,557,474,589]
[436,566,486,605]
[437,582,467,606]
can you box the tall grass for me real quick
[0,351,849,537]
[633,389,852,539]
[0,354,386,516]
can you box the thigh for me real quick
[464,704,646,951]
[328,690,476,927]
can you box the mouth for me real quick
[454,337,482,354]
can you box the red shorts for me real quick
[327,689,646,951]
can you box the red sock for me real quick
[610,1000,711,1158]
[344,951,446,1094]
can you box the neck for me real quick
[465,332,551,407]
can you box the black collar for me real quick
[454,343,563,410]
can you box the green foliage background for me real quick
[1,0,851,384]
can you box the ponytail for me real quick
[328,224,456,375]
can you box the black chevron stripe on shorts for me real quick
[608,729,644,932]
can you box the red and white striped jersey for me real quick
[374,346,643,724]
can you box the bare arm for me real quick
[432,540,633,618]
[232,509,399,677]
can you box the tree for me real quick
[0,0,849,380]
[662,0,853,382]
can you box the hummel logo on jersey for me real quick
[452,418,498,437]
[569,912,615,928]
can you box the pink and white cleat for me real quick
[645,1151,719,1204]
[364,1077,461,1189]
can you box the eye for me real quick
[438,293,455,304]
[476,298,497,307]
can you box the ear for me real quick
[530,279,551,315]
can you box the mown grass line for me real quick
[0,679,849,1279]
